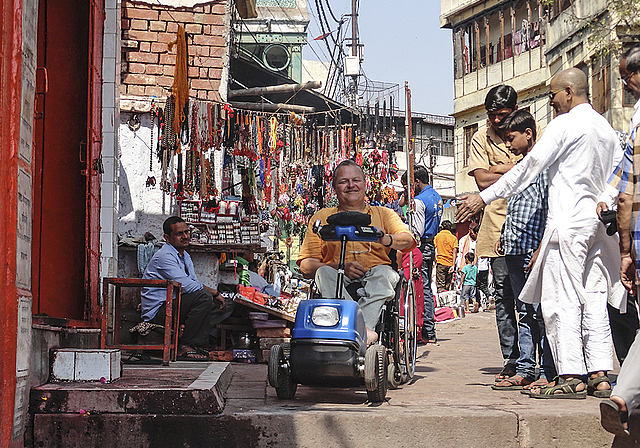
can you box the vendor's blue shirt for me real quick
[415,185,443,238]
[141,242,203,321]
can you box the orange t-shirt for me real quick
[434,230,458,266]
[297,205,416,271]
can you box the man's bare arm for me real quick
[378,232,415,251]
[473,168,505,191]
[617,192,636,294]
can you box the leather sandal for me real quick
[600,399,630,437]
[530,377,587,399]
[588,374,612,398]
[492,375,533,390]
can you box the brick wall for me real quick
[121,0,227,101]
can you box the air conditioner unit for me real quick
[344,56,360,77]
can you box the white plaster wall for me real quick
[118,112,178,240]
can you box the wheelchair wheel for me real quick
[268,345,297,399]
[402,278,418,379]
[387,281,403,388]
[388,362,403,389]
[365,344,388,402]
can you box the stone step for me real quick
[31,362,232,416]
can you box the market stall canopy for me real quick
[230,56,357,122]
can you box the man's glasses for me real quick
[548,89,562,102]
[622,71,636,86]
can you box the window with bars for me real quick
[548,0,572,21]
[463,124,478,168]
[592,58,611,114]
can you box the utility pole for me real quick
[404,81,414,270]
[351,0,358,107]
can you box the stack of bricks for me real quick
[257,327,291,363]
[121,0,227,101]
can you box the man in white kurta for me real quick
[457,68,625,397]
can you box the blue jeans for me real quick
[505,253,556,380]
[491,256,519,365]
[420,241,436,341]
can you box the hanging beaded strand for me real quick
[146,102,157,187]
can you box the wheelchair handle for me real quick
[313,221,384,242]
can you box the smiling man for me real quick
[297,159,416,343]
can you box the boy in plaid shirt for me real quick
[493,109,557,390]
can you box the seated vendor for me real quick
[237,253,281,297]
[142,216,233,360]
[297,159,416,343]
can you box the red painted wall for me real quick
[0,0,23,446]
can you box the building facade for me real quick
[441,0,639,196]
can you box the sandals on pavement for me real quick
[600,399,630,437]
[495,364,516,382]
[492,375,533,390]
[530,377,587,399]
[521,377,550,395]
[588,374,612,398]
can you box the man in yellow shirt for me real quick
[434,220,459,292]
[297,160,417,343]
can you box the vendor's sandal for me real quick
[521,377,550,395]
[530,377,587,399]
[492,375,533,390]
[177,345,210,361]
[495,365,516,382]
[122,353,163,365]
[177,350,209,361]
[600,399,630,437]
[588,374,612,398]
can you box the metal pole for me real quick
[351,0,358,107]
[404,82,414,270]
[228,81,322,97]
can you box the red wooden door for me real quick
[33,0,102,324]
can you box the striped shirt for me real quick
[608,123,640,273]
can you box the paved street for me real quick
[221,310,637,448]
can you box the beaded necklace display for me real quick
[146,103,157,187]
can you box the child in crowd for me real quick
[460,252,479,313]
[492,109,557,391]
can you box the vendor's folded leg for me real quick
[209,295,235,345]
[179,289,213,348]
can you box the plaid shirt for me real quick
[608,123,640,270]
[500,170,548,255]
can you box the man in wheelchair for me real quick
[297,160,417,344]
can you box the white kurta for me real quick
[480,103,625,374]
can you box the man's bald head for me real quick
[549,67,590,115]
[553,68,589,97]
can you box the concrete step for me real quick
[31,362,233,416]
[29,313,640,447]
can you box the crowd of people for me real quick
[456,45,640,439]
[133,43,640,442]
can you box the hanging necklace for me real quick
[147,102,157,188]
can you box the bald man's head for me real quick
[549,68,590,115]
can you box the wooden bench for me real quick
[101,278,181,365]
